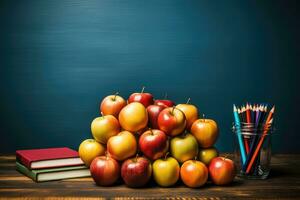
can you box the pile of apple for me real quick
[78,87,236,188]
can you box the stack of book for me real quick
[16,147,90,182]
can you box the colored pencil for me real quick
[255,105,262,126]
[252,104,257,123]
[244,103,251,154]
[246,106,275,173]
[260,105,268,124]
[249,104,254,121]
[253,104,265,174]
[255,104,268,172]
[242,105,261,172]
[246,103,251,124]
[242,105,250,154]
[237,108,242,121]
[233,104,246,164]
[238,106,250,154]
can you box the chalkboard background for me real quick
[0,0,299,153]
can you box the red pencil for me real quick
[243,104,250,154]
[246,103,251,123]
[246,106,275,173]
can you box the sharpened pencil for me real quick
[239,105,250,154]
[246,103,251,123]
[233,104,247,164]
[246,106,275,174]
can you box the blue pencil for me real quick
[233,104,247,164]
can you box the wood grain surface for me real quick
[0,154,300,199]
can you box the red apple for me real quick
[209,157,236,185]
[139,129,169,160]
[147,105,165,129]
[154,99,175,107]
[154,94,175,107]
[121,156,152,187]
[157,107,186,137]
[128,86,154,107]
[90,156,120,186]
[100,93,126,118]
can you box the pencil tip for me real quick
[270,106,275,112]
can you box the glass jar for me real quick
[232,122,274,179]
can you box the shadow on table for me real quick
[268,166,290,179]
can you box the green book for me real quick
[16,162,90,182]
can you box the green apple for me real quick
[153,156,180,187]
[199,147,219,165]
[170,133,198,163]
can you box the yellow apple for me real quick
[119,102,148,132]
[153,156,180,187]
[107,131,137,161]
[78,139,105,166]
[91,115,120,144]
[176,103,198,130]
[199,147,219,165]
[170,133,198,163]
[191,119,219,148]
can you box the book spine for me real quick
[16,162,37,182]
[16,151,32,169]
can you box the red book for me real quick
[16,147,84,169]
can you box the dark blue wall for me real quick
[0,0,299,153]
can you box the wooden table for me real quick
[0,154,300,199]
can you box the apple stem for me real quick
[194,156,198,161]
[100,112,105,118]
[149,128,154,135]
[203,114,205,122]
[141,86,145,93]
[113,92,119,101]
[164,93,168,99]
[135,154,139,162]
[171,106,176,115]
[186,98,191,104]
[164,152,169,160]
